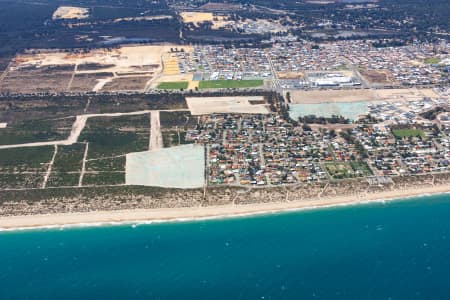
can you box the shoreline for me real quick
[0,184,449,232]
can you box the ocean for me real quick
[1,194,450,299]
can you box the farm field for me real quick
[199,80,264,89]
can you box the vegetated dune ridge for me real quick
[0,176,449,230]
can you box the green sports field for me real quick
[392,128,425,139]
[199,80,264,89]
[157,82,189,90]
[424,57,441,64]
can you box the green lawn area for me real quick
[424,57,441,64]
[199,79,264,89]
[392,128,425,139]
[157,82,189,90]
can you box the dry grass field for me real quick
[69,73,114,92]
[101,76,151,92]
[0,73,73,93]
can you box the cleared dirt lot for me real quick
[180,12,226,24]
[289,88,442,106]
[289,89,378,104]
[374,88,439,100]
[186,96,270,115]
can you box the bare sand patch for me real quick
[158,74,193,82]
[278,72,304,79]
[211,20,233,29]
[52,6,89,20]
[188,81,199,90]
[289,89,378,104]
[180,12,215,24]
[186,96,270,115]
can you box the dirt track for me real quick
[149,110,163,150]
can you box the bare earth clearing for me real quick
[52,6,89,20]
[289,89,378,103]
[288,88,440,104]
[186,96,271,115]
[1,45,191,93]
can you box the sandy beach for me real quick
[0,184,449,231]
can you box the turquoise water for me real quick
[289,102,368,121]
[1,194,450,299]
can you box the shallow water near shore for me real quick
[1,194,450,299]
